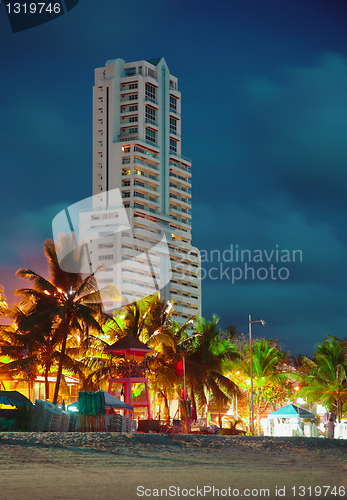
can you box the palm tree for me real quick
[236,339,287,434]
[179,316,240,418]
[299,336,347,422]
[15,236,120,404]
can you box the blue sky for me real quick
[1,0,347,355]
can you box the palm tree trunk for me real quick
[257,387,260,436]
[162,392,170,425]
[45,364,50,400]
[190,383,197,418]
[53,321,69,405]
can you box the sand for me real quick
[0,433,346,500]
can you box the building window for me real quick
[99,254,114,261]
[170,96,177,111]
[170,117,177,134]
[128,127,138,134]
[129,105,138,112]
[128,94,138,101]
[125,67,136,76]
[145,83,156,102]
[122,191,130,198]
[128,116,137,123]
[170,138,177,153]
[145,106,156,124]
[129,83,138,90]
[145,128,156,144]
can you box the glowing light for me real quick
[44,290,50,295]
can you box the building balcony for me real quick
[133,169,159,183]
[133,144,160,161]
[121,118,138,125]
[170,214,191,226]
[169,151,191,164]
[145,118,159,127]
[169,107,181,117]
[144,138,159,149]
[133,157,159,171]
[169,161,191,174]
[120,95,138,103]
[134,191,159,204]
[134,180,159,193]
[133,202,158,215]
[169,193,191,207]
[169,129,181,138]
[169,171,191,185]
[169,182,191,195]
[145,96,159,106]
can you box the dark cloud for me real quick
[237,53,347,212]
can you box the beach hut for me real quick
[266,404,318,437]
[104,334,152,419]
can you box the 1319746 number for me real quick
[6,3,61,14]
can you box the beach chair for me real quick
[130,419,137,433]
[30,400,46,432]
[108,414,123,432]
[59,411,70,432]
[68,413,79,432]
[42,402,55,432]
[50,405,62,432]
[122,414,131,433]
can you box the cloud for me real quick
[237,52,347,211]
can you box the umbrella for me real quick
[0,390,33,407]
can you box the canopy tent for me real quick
[0,390,33,407]
[268,404,314,420]
[67,390,133,412]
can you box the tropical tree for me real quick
[299,336,347,422]
[179,315,240,419]
[235,339,288,434]
[14,236,120,404]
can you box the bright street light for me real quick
[248,315,266,436]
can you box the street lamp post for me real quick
[248,315,266,436]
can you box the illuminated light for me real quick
[294,386,300,391]
[44,290,50,295]
[57,288,63,293]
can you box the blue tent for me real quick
[0,390,33,407]
[267,404,314,420]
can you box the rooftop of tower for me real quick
[146,58,163,66]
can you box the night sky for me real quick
[1,0,347,355]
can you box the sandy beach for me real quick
[0,433,346,500]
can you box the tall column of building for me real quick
[80,57,201,323]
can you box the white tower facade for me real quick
[81,57,201,323]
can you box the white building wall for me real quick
[84,57,201,322]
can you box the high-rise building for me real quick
[80,57,201,323]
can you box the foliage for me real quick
[299,336,347,422]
